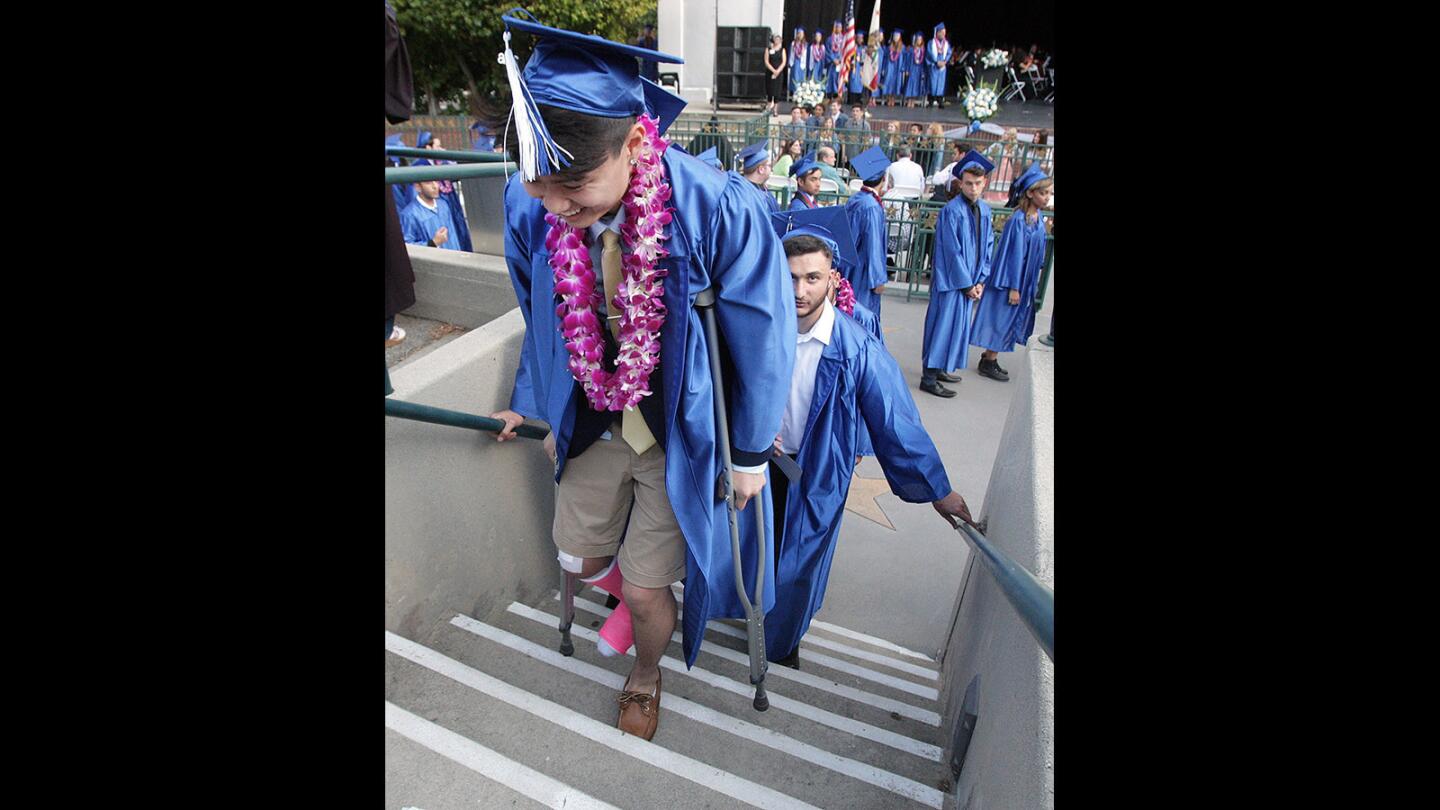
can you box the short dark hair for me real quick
[485,102,635,181]
[783,235,832,264]
[960,165,987,178]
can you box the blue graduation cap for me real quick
[1007,163,1051,206]
[789,150,821,178]
[736,141,770,172]
[890,29,904,39]
[500,11,684,181]
[416,130,434,149]
[934,22,947,35]
[385,133,406,165]
[955,150,995,175]
[640,77,687,137]
[794,26,805,36]
[770,206,859,269]
[849,146,891,185]
[695,146,723,171]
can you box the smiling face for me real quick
[520,122,645,230]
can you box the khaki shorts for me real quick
[553,427,687,589]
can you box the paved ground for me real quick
[386,313,469,369]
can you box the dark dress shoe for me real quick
[977,359,1010,382]
[936,371,962,383]
[920,380,958,397]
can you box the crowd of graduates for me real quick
[387,6,1053,742]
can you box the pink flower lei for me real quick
[835,277,856,315]
[545,114,673,412]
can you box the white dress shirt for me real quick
[778,298,835,455]
[884,157,926,192]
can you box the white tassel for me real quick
[500,30,573,182]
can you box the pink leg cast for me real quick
[582,560,634,657]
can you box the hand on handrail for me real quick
[932,490,977,530]
[489,409,526,442]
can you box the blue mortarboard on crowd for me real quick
[769,206,859,269]
[736,141,769,172]
[500,11,684,180]
[789,150,821,178]
[849,146,891,185]
[956,149,995,175]
[386,133,405,164]
[934,22,946,35]
[695,146,723,171]
[891,28,903,38]
[416,130,434,149]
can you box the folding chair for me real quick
[1000,66,1028,102]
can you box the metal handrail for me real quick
[384,397,549,440]
[386,146,509,163]
[953,521,1053,662]
[386,162,515,184]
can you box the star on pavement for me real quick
[844,472,894,530]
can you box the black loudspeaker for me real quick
[715,26,770,101]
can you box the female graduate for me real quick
[970,163,1053,381]
[881,29,906,106]
[826,20,846,97]
[484,12,795,741]
[905,32,928,107]
[809,30,828,86]
[789,26,809,99]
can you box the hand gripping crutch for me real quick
[694,286,770,711]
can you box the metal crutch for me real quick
[694,286,770,711]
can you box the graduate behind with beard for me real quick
[764,206,976,668]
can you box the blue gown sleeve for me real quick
[710,175,798,466]
[400,205,430,246]
[856,338,951,502]
[931,203,975,292]
[861,201,889,290]
[985,215,1027,291]
[501,179,543,420]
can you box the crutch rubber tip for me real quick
[753,690,769,712]
[559,639,574,656]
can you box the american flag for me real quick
[838,0,857,89]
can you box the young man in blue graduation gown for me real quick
[734,141,781,213]
[399,179,462,251]
[970,163,1052,382]
[920,150,994,398]
[410,130,474,252]
[926,24,952,109]
[842,146,892,318]
[386,133,417,215]
[485,15,794,741]
[788,151,823,210]
[764,206,975,667]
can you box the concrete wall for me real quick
[385,307,559,644]
[403,245,517,329]
[937,336,1054,809]
[659,0,783,106]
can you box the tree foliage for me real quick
[394,0,658,116]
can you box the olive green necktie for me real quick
[600,229,656,455]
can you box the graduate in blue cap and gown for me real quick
[410,130,474,252]
[926,23,952,108]
[764,206,975,666]
[826,20,845,96]
[484,12,794,741]
[788,151,823,210]
[920,151,994,397]
[399,173,464,251]
[386,133,417,214]
[734,141,781,213]
[880,29,906,105]
[789,27,809,98]
[904,32,928,105]
[809,30,828,85]
[842,146,892,318]
[970,163,1052,382]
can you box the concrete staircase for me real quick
[386,584,954,810]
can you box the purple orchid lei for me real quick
[545,114,673,412]
[835,277,856,315]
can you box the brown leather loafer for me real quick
[616,671,661,741]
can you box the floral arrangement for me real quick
[962,81,1000,123]
[793,78,825,108]
[981,49,1009,69]
[546,114,672,412]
